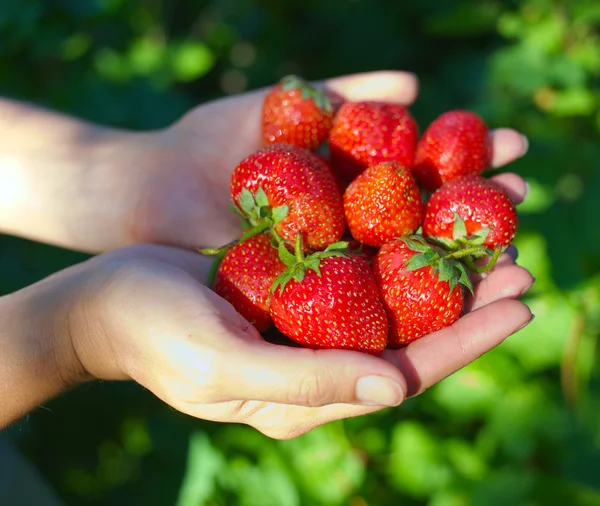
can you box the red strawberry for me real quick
[343,161,424,247]
[270,239,388,354]
[214,233,286,332]
[328,101,419,181]
[230,144,345,251]
[262,75,334,150]
[373,237,470,347]
[413,110,491,191]
[423,176,518,250]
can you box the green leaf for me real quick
[456,262,474,295]
[271,205,289,224]
[405,253,432,272]
[292,269,305,284]
[437,258,455,282]
[401,237,430,253]
[305,257,321,276]
[254,187,269,208]
[278,241,298,267]
[271,271,293,295]
[470,227,491,246]
[238,188,256,216]
[452,213,467,240]
[324,241,349,252]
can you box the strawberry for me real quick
[230,143,345,251]
[343,161,424,247]
[328,101,419,181]
[262,75,334,150]
[373,237,471,347]
[213,233,286,332]
[269,238,388,354]
[412,110,491,191]
[423,176,518,251]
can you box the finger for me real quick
[103,244,214,285]
[489,172,529,205]
[320,71,419,105]
[467,264,535,311]
[213,331,407,408]
[489,128,529,169]
[383,299,533,396]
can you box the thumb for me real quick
[215,334,407,408]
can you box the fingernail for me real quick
[521,135,529,156]
[516,314,535,332]
[355,376,404,407]
[518,278,536,298]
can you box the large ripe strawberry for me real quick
[262,75,334,150]
[270,239,388,354]
[412,110,491,191]
[343,161,424,247]
[213,233,286,332]
[373,237,471,347]
[423,176,518,251]
[230,143,345,251]
[328,101,419,181]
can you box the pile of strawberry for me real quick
[202,75,518,355]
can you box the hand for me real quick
[2,71,528,252]
[2,225,533,438]
[125,71,530,251]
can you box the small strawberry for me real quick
[423,176,518,251]
[343,161,424,247]
[262,75,334,150]
[328,101,419,181]
[270,237,388,354]
[230,143,345,251]
[373,237,471,347]
[213,233,286,332]
[412,110,491,191]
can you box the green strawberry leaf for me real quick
[254,187,269,208]
[401,237,430,253]
[427,235,458,251]
[271,270,293,296]
[238,188,256,216]
[292,269,306,284]
[271,205,289,224]
[278,241,298,267]
[305,257,321,276]
[437,258,455,282]
[325,241,350,253]
[452,213,467,240]
[470,227,491,246]
[456,262,474,295]
[405,253,432,272]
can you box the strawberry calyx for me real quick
[199,187,288,256]
[425,214,503,274]
[400,236,474,295]
[270,234,348,295]
[279,74,333,113]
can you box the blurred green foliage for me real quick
[2,0,600,504]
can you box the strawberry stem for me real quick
[444,245,490,261]
[463,246,504,274]
[198,221,271,256]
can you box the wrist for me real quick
[0,275,89,427]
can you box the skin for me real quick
[0,71,534,438]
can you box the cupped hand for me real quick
[114,71,529,251]
[58,224,532,440]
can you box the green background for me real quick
[2,0,600,504]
